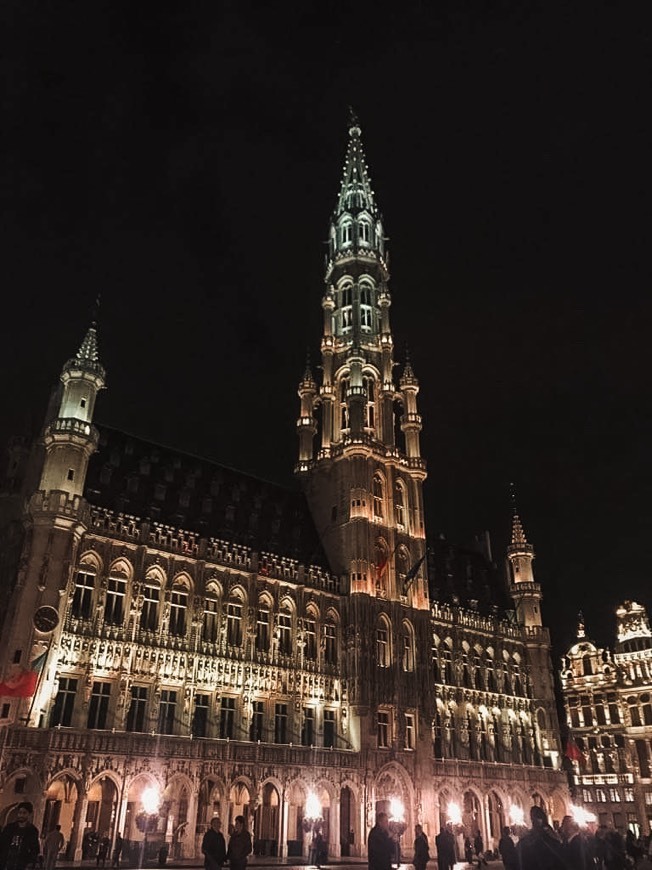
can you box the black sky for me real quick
[2,2,651,659]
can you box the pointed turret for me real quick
[335,111,379,221]
[399,352,423,462]
[38,317,106,499]
[296,354,317,470]
[506,494,541,626]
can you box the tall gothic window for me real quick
[363,375,376,429]
[203,596,219,643]
[256,605,270,652]
[169,587,188,637]
[87,682,111,730]
[278,609,292,655]
[301,707,315,746]
[340,221,353,247]
[339,378,350,433]
[219,697,235,739]
[340,282,353,333]
[140,584,160,632]
[395,480,406,528]
[250,701,264,741]
[126,686,148,732]
[304,615,317,661]
[274,703,288,743]
[377,618,391,668]
[358,219,371,244]
[377,710,390,748]
[324,621,337,665]
[193,694,209,737]
[227,601,243,646]
[158,690,177,735]
[360,283,373,331]
[72,569,94,619]
[104,576,126,625]
[50,677,78,727]
[402,622,415,672]
[324,710,336,748]
[373,474,384,519]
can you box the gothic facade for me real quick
[561,602,652,835]
[0,119,567,861]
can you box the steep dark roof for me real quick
[85,426,328,568]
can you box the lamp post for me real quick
[136,787,161,869]
[446,802,463,864]
[303,791,323,867]
[388,798,406,868]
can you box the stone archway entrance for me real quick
[228,783,251,833]
[254,784,279,856]
[340,787,353,857]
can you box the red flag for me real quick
[0,652,47,698]
[564,736,586,767]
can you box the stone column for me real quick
[329,792,341,859]
[279,791,289,858]
[69,788,89,862]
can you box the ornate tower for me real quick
[296,114,428,606]
[507,506,561,766]
[0,319,105,725]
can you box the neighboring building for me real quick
[0,118,567,861]
[561,602,652,834]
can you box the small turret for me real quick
[296,355,317,471]
[38,318,106,499]
[399,351,423,464]
[507,494,542,627]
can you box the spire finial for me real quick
[91,293,101,326]
[348,106,360,133]
[509,483,529,546]
[577,611,586,639]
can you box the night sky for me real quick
[2,3,651,660]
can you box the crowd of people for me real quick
[365,805,652,870]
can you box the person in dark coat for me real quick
[516,806,566,870]
[226,816,251,870]
[111,834,123,869]
[0,801,41,870]
[560,815,591,870]
[498,827,518,870]
[368,812,394,870]
[412,825,429,870]
[473,831,487,866]
[202,819,226,870]
[434,825,455,870]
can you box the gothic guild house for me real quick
[561,603,652,834]
[0,121,568,861]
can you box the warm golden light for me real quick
[142,787,160,815]
[570,805,596,827]
[305,791,321,820]
[447,802,462,826]
[389,797,405,823]
[509,804,525,827]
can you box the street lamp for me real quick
[570,805,596,828]
[508,804,526,836]
[447,803,462,827]
[388,798,406,868]
[136,787,161,868]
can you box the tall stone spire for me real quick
[506,494,541,627]
[297,115,427,607]
[38,316,106,498]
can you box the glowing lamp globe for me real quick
[306,791,321,821]
[447,803,462,826]
[389,798,405,823]
[142,787,160,815]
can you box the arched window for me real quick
[227,596,243,646]
[339,281,353,333]
[339,378,350,434]
[203,591,219,643]
[72,567,95,619]
[278,604,293,656]
[256,598,271,652]
[396,547,409,596]
[340,220,353,247]
[583,654,594,676]
[105,573,127,626]
[473,652,484,691]
[363,375,376,429]
[324,618,338,665]
[169,586,188,636]
[373,474,384,519]
[485,654,496,692]
[395,479,407,529]
[140,582,160,632]
[358,219,371,244]
[402,621,415,672]
[442,641,454,684]
[304,609,318,661]
[360,282,373,332]
[376,617,391,668]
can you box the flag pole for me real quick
[25,641,53,727]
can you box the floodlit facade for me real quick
[561,602,652,834]
[0,119,567,862]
